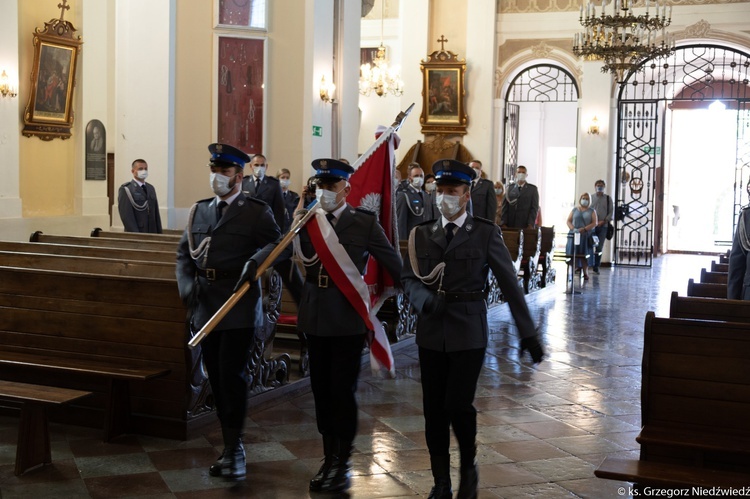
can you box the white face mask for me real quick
[436,193,463,219]
[210,172,234,197]
[580,199,590,207]
[516,173,527,182]
[411,177,424,188]
[495,188,503,195]
[280,179,290,189]
[473,168,481,179]
[316,188,340,212]
[425,182,436,192]
[136,170,148,181]
[253,166,266,178]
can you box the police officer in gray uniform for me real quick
[241,153,285,231]
[396,163,435,239]
[236,158,402,494]
[117,159,162,233]
[401,159,544,499]
[176,143,280,482]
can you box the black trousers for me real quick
[201,327,255,431]
[419,346,486,465]
[307,334,366,444]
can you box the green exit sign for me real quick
[312,126,323,137]
[642,146,661,155]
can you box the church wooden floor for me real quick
[0,254,718,498]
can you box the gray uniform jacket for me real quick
[470,178,498,221]
[501,182,539,228]
[242,175,285,231]
[728,208,750,300]
[117,180,162,233]
[251,205,402,337]
[176,193,280,332]
[402,216,536,352]
[396,186,435,240]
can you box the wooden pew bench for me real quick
[686,278,726,298]
[711,261,729,273]
[91,227,183,243]
[497,228,525,295]
[538,226,556,288]
[520,227,542,293]
[0,380,92,475]
[669,291,750,322]
[3,240,175,263]
[595,312,750,488]
[31,231,178,252]
[700,268,728,285]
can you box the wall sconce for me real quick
[319,75,335,103]
[0,70,18,98]
[588,116,600,135]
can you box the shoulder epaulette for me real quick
[472,216,495,225]
[355,206,376,215]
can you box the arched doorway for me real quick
[501,64,580,246]
[616,44,750,266]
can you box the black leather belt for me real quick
[306,270,331,288]
[440,291,487,302]
[197,268,241,281]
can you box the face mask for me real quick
[253,166,266,178]
[425,182,436,192]
[316,188,340,212]
[280,179,290,189]
[495,188,503,195]
[473,168,482,179]
[411,177,424,188]
[436,193,463,219]
[136,170,148,181]
[596,186,605,193]
[516,173,527,182]
[210,172,234,197]
[580,199,590,207]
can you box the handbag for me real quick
[606,222,615,240]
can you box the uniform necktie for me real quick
[326,212,336,226]
[255,177,260,191]
[141,184,148,197]
[445,222,456,244]
[217,201,227,220]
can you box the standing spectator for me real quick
[494,180,505,226]
[276,167,305,304]
[728,181,750,299]
[500,165,540,229]
[236,159,402,493]
[277,168,300,232]
[401,159,544,499]
[176,143,281,481]
[117,159,162,233]
[396,163,434,239]
[589,179,614,273]
[566,192,598,280]
[242,153,285,230]
[468,160,497,220]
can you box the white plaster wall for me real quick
[338,0,363,164]
[0,0,21,220]
[114,0,174,229]
[311,0,335,162]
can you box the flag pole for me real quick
[351,104,414,170]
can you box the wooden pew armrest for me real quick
[637,426,750,455]
[595,456,750,488]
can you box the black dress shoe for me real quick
[456,465,478,499]
[318,457,350,492]
[309,458,333,491]
[427,478,453,499]
[223,444,246,481]
[208,449,225,477]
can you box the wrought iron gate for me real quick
[503,103,520,180]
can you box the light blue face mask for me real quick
[436,193,462,218]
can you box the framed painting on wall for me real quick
[217,36,265,155]
[22,15,82,141]
[420,45,468,135]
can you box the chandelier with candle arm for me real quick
[573,0,675,83]
[359,1,404,97]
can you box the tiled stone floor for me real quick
[0,254,719,498]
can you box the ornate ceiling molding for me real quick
[499,0,748,14]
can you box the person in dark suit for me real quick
[242,153,285,230]
[401,159,544,499]
[236,158,402,493]
[467,159,497,221]
[500,164,540,229]
[728,183,750,299]
[275,167,305,304]
[396,163,435,239]
[117,159,162,233]
[176,143,281,482]
[277,167,300,232]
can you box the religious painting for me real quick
[22,10,82,141]
[420,44,468,135]
[217,36,265,155]
[217,0,267,29]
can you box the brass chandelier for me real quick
[359,1,404,97]
[573,0,675,83]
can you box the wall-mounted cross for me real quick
[58,0,70,21]
[437,35,448,51]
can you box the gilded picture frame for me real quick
[22,16,82,141]
[420,49,468,135]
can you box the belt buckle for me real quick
[318,274,329,288]
[206,268,216,281]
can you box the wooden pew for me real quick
[595,312,750,487]
[686,279,727,299]
[91,227,182,243]
[2,240,175,263]
[538,226,556,288]
[500,228,524,276]
[711,261,729,273]
[0,380,91,475]
[700,268,728,285]
[670,291,750,323]
[31,231,178,252]
[520,227,542,293]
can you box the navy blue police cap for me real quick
[312,158,355,182]
[432,159,476,185]
[208,143,251,169]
